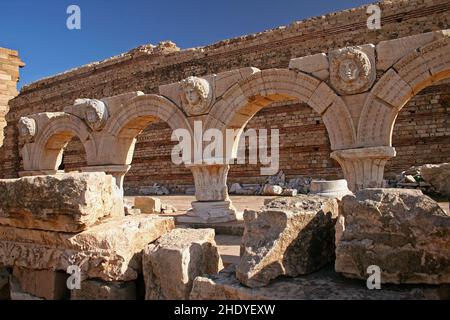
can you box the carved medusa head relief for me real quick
[329,47,376,95]
[74,98,109,131]
[18,117,37,142]
[180,76,212,116]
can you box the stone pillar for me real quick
[0,47,24,147]
[330,146,396,192]
[181,164,237,223]
[81,165,130,196]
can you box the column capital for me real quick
[330,146,396,192]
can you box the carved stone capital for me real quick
[187,163,229,201]
[331,146,396,192]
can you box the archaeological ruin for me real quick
[0,0,449,301]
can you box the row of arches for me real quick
[18,35,450,209]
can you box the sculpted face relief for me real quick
[339,59,360,82]
[181,76,211,116]
[18,117,37,142]
[74,98,109,131]
[329,46,376,95]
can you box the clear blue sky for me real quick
[1,0,373,87]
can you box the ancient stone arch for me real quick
[205,68,356,153]
[100,94,193,165]
[17,30,450,223]
[357,37,450,147]
[20,112,95,172]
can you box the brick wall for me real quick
[0,48,24,147]
[2,0,450,191]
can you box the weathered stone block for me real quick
[12,266,69,300]
[420,163,450,198]
[335,189,450,284]
[237,195,338,288]
[9,275,43,300]
[191,265,450,300]
[143,228,223,300]
[0,172,124,232]
[0,215,175,281]
[134,196,161,213]
[71,279,137,300]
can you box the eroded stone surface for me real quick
[191,265,450,300]
[134,196,161,214]
[12,266,69,300]
[143,228,223,300]
[421,163,450,198]
[0,172,124,232]
[71,279,137,300]
[237,195,338,288]
[335,189,450,284]
[0,215,175,281]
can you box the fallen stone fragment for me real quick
[281,188,298,197]
[261,184,283,196]
[421,163,450,197]
[71,279,137,300]
[335,188,450,284]
[9,276,43,300]
[134,196,161,214]
[190,265,450,300]
[237,195,339,288]
[12,266,69,300]
[143,228,223,300]
[0,172,124,232]
[0,215,175,281]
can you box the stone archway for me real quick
[19,112,96,173]
[206,68,356,152]
[200,68,356,201]
[357,37,450,147]
[331,36,450,191]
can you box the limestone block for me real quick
[0,172,124,232]
[191,265,449,300]
[237,195,339,288]
[9,276,43,300]
[12,267,69,300]
[183,201,237,223]
[336,189,450,284]
[0,215,175,282]
[289,53,329,74]
[71,279,137,300]
[134,196,162,214]
[420,163,450,197]
[376,30,448,71]
[371,69,413,109]
[143,228,223,300]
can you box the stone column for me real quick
[180,164,237,223]
[330,146,396,192]
[81,165,131,196]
